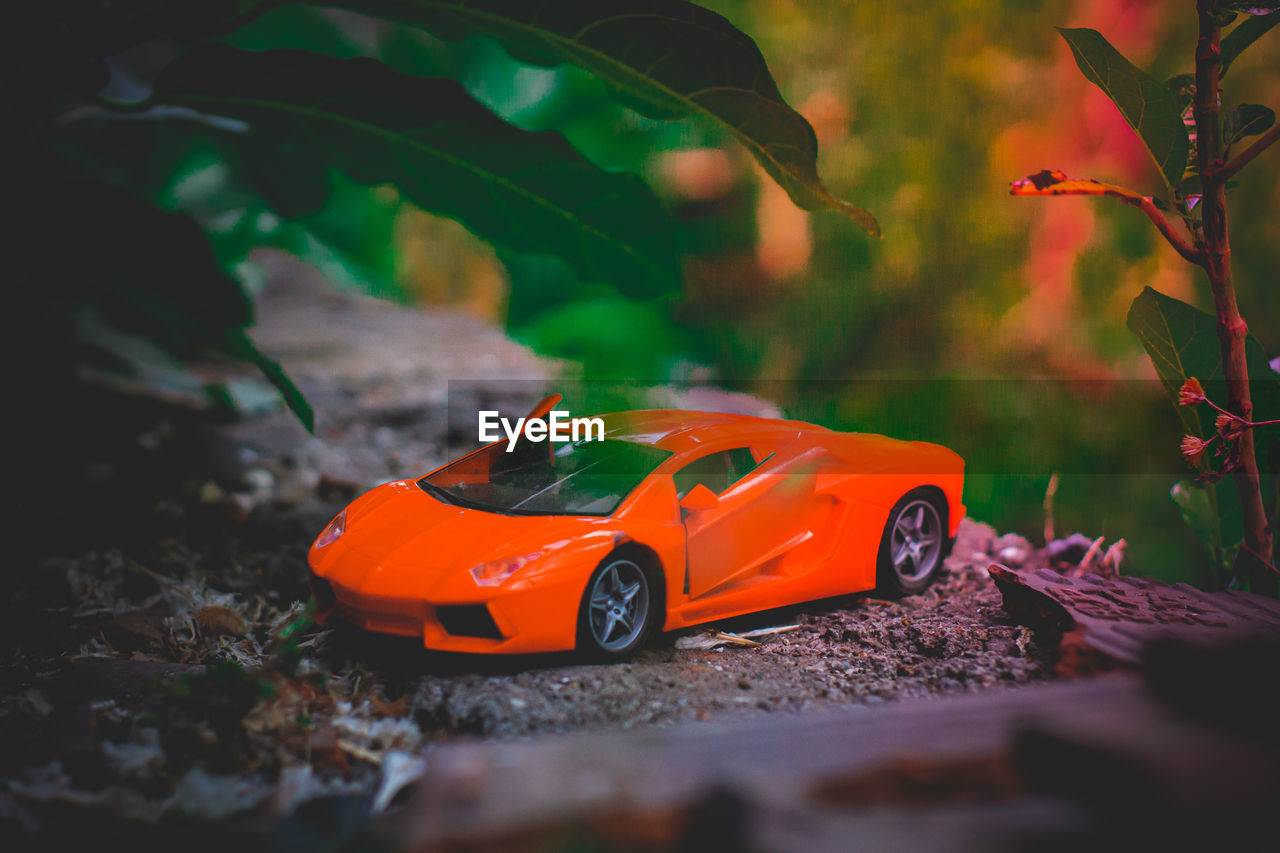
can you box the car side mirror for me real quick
[679,483,720,513]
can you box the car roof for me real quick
[597,409,826,454]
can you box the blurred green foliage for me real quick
[13,2,1280,588]
[16,0,862,432]
[463,0,1276,587]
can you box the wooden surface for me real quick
[389,569,1280,851]
[388,671,1279,851]
[990,564,1280,670]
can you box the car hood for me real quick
[320,479,614,590]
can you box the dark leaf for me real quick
[221,4,364,56]
[1221,12,1279,76]
[1057,28,1191,192]
[19,1,265,68]
[1225,103,1276,144]
[1166,73,1196,113]
[1126,286,1280,442]
[1212,2,1280,15]
[239,135,333,220]
[152,46,680,296]
[17,174,313,429]
[297,0,879,235]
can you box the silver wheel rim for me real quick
[588,559,649,652]
[890,500,943,583]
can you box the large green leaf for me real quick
[1057,28,1191,192]
[152,46,679,296]
[295,0,878,236]
[1222,12,1280,76]
[1126,286,1280,440]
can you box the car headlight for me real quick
[316,509,346,548]
[470,552,542,587]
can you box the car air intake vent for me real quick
[311,574,336,608]
[437,605,503,640]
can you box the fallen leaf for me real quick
[737,624,801,639]
[674,631,761,651]
[196,605,249,637]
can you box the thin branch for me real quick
[1010,170,1204,265]
[1240,544,1280,578]
[1133,195,1204,266]
[1217,123,1280,181]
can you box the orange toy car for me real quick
[308,397,965,659]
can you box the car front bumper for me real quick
[307,551,586,654]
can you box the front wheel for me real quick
[576,556,656,659]
[876,489,949,596]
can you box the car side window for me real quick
[673,447,761,499]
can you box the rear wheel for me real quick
[876,489,949,595]
[577,556,656,659]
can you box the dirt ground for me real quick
[1,509,1051,830]
[0,259,1057,834]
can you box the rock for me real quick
[991,533,1032,566]
[1047,532,1095,565]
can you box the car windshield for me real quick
[419,439,672,516]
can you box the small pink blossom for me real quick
[1181,434,1208,466]
[1216,413,1246,441]
[1179,377,1206,407]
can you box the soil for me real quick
[0,257,1056,833]
[397,518,1048,739]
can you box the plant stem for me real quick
[1009,173,1203,264]
[1218,124,1280,181]
[1194,1,1274,595]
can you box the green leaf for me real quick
[1222,12,1279,76]
[1171,479,1244,577]
[230,331,316,432]
[221,4,364,56]
[293,0,878,236]
[1057,28,1191,192]
[152,46,679,296]
[1126,286,1280,441]
[1166,73,1196,114]
[1171,480,1223,565]
[1225,103,1276,145]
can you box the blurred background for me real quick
[34,0,1280,587]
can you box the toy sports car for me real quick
[308,396,965,659]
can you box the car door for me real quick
[677,444,814,598]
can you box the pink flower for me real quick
[1179,377,1206,407]
[1181,435,1208,466]
[1216,413,1246,441]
